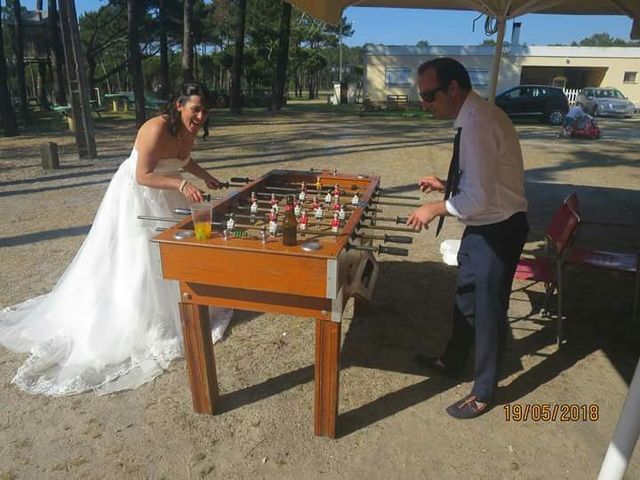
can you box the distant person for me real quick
[0,82,232,396]
[408,58,528,419]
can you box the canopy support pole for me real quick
[488,16,507,104]
[598,358,640,480]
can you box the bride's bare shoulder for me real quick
[136,116,173,146]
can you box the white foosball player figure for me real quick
[351,192,360,206]
[270,193,279,214]
[299,183,306,202]
[314,205,323,228]
[294,200,302,217]
[324,191,332,204]
[226,213,235,232]
[268,211,278,237]
[338,205,346,225]
[299,210,308,233]
[331,212,339,233]
[250,199,259,216]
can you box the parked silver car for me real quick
[576,87,635,118]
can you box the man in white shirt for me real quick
[407,58,529,419]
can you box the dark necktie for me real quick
[435,127,462,237]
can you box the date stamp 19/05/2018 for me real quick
[504,403,600,422]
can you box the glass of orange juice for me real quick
[190,203,212,240]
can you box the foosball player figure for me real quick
[332,184,340,198]
[250,191,257,203]
[270,193,279,214]
[315,176,322,191]
[324,191,333,204]
[311,195,320,212]
[351,192,360,206]
[338,205,346,226]
[314,204,324,228]
[332,200,341,212]
[226,213,236,233]
[331,212,340,234]
[299,181,307,202]
[250,197,259,222]
[299,210,308,234]
[294,199,302,218]
[268,210,278,237]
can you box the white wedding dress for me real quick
[0,149,232,396]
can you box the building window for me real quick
[385,68,411,86]
[468,69,489,87]
[623,71,637,83]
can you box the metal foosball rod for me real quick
[358,223,420,234]
[363,214,408,225]
[356,233,413,244]
[347,242,409,257]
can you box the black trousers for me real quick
[441,212,528,402]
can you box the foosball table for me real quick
[148,169,420,438]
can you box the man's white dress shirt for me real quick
[445,90,528,226]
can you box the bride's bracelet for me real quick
[178,179,188,193]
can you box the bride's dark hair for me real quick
[162,81,211,136]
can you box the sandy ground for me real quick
[0,105,639,479]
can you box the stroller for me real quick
[559,114,602,139]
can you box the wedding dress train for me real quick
[0,149,232,396]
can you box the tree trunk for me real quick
[37,62,48,108]
[229,0,246,114]
[0,2,18,136]
[182,0,194,82]
[48,0,66,105]
[158,0,170,98]
[12,0,30,125]
[127,0,146,128]
[271,1,291,111]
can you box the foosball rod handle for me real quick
[384,234,413,244]
[378,245,409,256]
[230,177,253,184]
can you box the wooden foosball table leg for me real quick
[314,318,341,438]
[179,302,219,414]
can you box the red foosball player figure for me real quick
[270,193,279,214]
[331,212,339,234]
[311,195,320,212]
[299,181,307,202]
[315,176,322,191]
[332,184,340,198]
[332,201,340,212]
[299,210,308,234]
[268,210,278,237]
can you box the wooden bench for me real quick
[386,94,409,110]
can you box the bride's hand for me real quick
[181,181,204,203]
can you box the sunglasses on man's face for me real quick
[419,86,445,103]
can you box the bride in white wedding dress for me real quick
[0,82,232,396]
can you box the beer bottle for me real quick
[282,195,298,246]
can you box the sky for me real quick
[76,1,635,47]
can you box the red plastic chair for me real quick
[515,203,581,347]
[562,194,640,325]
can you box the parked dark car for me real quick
[575,87,635,118]
[495,85,569,125]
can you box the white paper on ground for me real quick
[440,239,461,266]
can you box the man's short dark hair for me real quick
[417,58,472,91]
